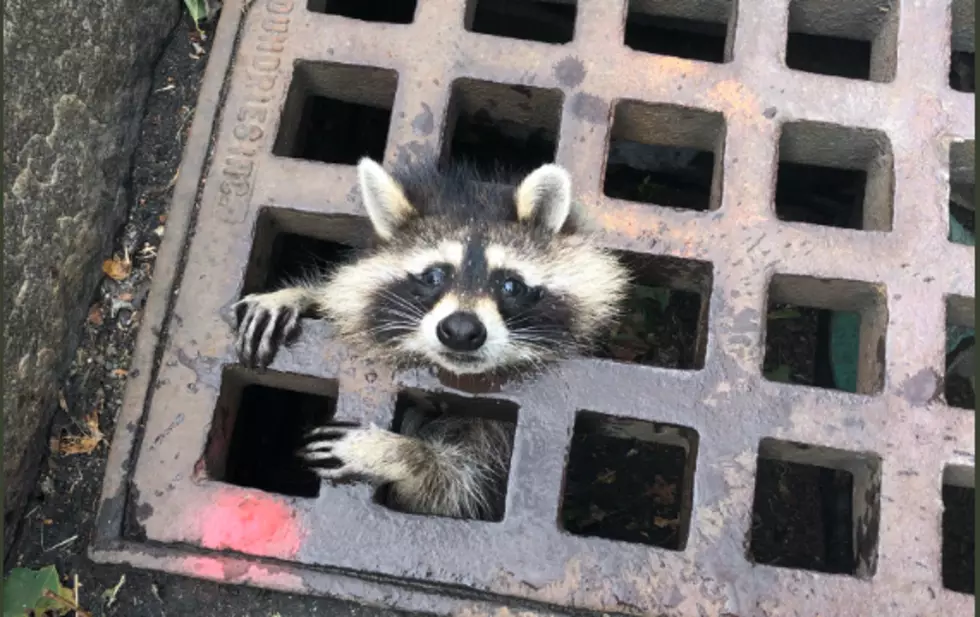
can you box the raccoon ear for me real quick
[357,157,418,241]
[514,164,572,234]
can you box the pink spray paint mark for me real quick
[199,491,303,559]
[184,556,226,580]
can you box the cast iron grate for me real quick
[466,0,578,45]
[90,0,976,614]
[941,464,975,595]
[603,100,725,212]
[623,0,733,63]
[748,438,882,578]
[306,0,419,24]
[783,0,900,83]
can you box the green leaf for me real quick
[832,314,977,394]
[765,364,793,383]
[948,325,975,353]
[184,0,210,26]
[767,307,802,321]
[829,311,861,394]
[2,566,73,617]
[949,213,976,246]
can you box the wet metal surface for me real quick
[91,0,975,615]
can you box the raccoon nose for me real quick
[437,312,487,351]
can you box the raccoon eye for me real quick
[500,277,528,298]
[417,266,449,288]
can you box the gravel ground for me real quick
[3,10,425,617]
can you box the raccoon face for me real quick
[320,158,631,375]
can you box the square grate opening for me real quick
[596,252,713,370]
[443,78,563,178]
[945,294,975,411]
[942,465,975,595]
[306,0,418,23]
[775,121,894,231]
[464,0,577,44]
[949,0,975,93]
[560,412,699,550]
[749,438,882,578]
[374,389,519,522]
[272,61,398,165]
[763,302,841,391]
[241,207,372,298]
[784,0,900,83]
[624,0,734,63]
[604,101,725,212]
[205,368,339,498]
[763,274,887,395]
[948,140,975,246]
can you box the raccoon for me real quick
[232,157,631,520]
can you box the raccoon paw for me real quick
[297,421,410,485]
[231,290,305,368]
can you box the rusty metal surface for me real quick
[91,0,975,615]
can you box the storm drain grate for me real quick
[91,0,975,615]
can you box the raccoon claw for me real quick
[297,422,389,483]
[232,293,301,368]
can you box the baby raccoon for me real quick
[233,157,631,520]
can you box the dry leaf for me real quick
[653,516,679,528]
[587,504,607,523]
[596,469,617,484]
[87,305,104,326]
[53,409,104,456]
[101,574,126,608]
[57,391,69,414]
[645,474,676,506]
[111,369,128,378]
[101,250,131,281]
[56,434,102,456]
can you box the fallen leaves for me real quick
[87,303,104,326]
[190,40,206,59]
[596,469,617,484]
[644,474,676,506]
[101,248,132,281]
[50,392,105,457]
[2,565,85,617]
[184,0,210,29]
[101,574,126,609]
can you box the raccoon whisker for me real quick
[508,327,569,337]
[510,333,577,348]
[363,323,416,337]
[511,338,586,363]
[379,309,424,325]
[376,289,426,319]
[381,301,425,322]
[503,311,543,327]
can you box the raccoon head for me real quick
[319,157,632,375]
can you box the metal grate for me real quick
[92,0,975,614]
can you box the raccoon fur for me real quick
[232,157,631,521]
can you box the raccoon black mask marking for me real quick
[234,157,631,375]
